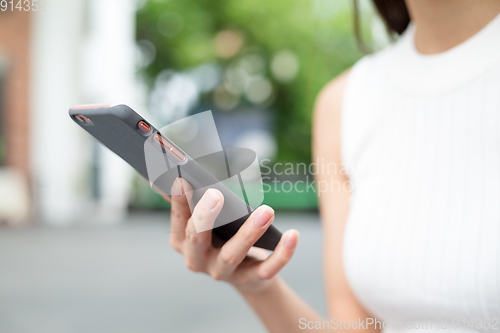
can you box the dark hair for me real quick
[372,0,410,34]
[353,0,410,52]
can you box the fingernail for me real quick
[284,230,299,249]
[172,178,183,196]
[203,189,220,210]
[253,206,274,227]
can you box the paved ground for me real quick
[0,212,325,333]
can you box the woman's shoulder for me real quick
[314,38,403,122]
[353,41,401,77]
[314,69,351,123]
[318,43,399,102]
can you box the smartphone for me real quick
[69,104,282,250]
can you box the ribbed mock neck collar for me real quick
[387,12,500,96]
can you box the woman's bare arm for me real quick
[313,70,380,331]
[239,276,324,332]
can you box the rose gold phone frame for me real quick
[70,103,119,111]
[153,133,186,163]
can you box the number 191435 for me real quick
[1,0,47,12]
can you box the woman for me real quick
[168,0,500,331]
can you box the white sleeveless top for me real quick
[341,13,500,332]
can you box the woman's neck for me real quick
[406,0,500,55]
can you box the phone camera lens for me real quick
[138,121,151,133]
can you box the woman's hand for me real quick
[167,178,299,294]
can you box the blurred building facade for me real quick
[0,9,30,175]
[0,0,142,225]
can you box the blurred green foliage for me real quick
[136,0,372,163]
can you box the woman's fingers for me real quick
[169,180,294,285]
[257,229,299,280]
[183,188,224,272]
[230,229,298,289]
[211,206,275,279]
[169,178,193,252]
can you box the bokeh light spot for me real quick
[271,50,299,83]
[157,11,184,38]
[214,29,244,58]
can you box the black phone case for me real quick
[69,104,282,251]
